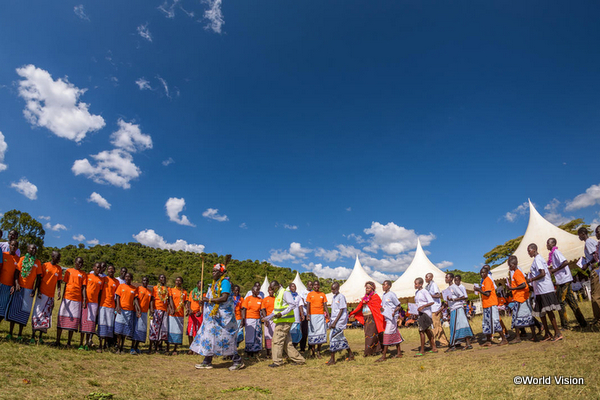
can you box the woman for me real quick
[80,263,103,350]
[149,274,169,354]
[97,265,119,352]
[56,257,86,348]
[242,285,263,358]
[187,280,203,355]
[232,285,244,345]
[377,280,403,361]
[167,276,188,355]
[306,281,329,358]
[260,286,276,357]
[133,276,152,354]
[115,272,141,354]
[349,281,385,356]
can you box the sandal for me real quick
[414,352,424,357]
[552,336,563,342]
[345,356,355,362]
[428,349,438,353]
[541,336,553,342]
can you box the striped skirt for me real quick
[0,283,12,318]
[167,315,184,344]
[133,312,148,342]
[97,306,115,338]
[80,303,99,334]
[57,299,82,331]
[6,288,34,326]
[149,309,168,341]
[115,310,135,337]
[32,294,54,332]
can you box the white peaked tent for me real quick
[260,275,270,295]
[326,255,383,302]
[490,199,584,280]
[291,272,307,293]
[391,238,473,298]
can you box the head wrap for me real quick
[214,263,226,273]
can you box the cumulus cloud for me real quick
[45,222,67,232]
[362,222,435,255]
[284,224,297,230]
[314,248,340,262]
[504,202,530,222]
[133,229,205,253]
[346,207,352,212]
[11,178,37,200]
[565,184,600,211]
[38,215,51,220]
[74,5,89,20]
[436,261,454,269]
[73,234,86,242]
[302,262,352,280]
[87,192,111,209]
[137,23,152,42]
[346,233,365,244]
[87,238,99,246]
[203,0,224,33]
[72,149,141,189]
[165,197,195,226]
[269,242,312,264]
[135,78,152,90]
[0,132,8,172]
[110,119,152,153]
[239,222,248,229]
[16,65,105,142]
[363,266,399,283]
[202,208,228,222]
[162,157,174,166]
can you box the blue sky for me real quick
[1,1,600,281]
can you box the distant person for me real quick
[55,257,86,348]
[31,250,62,344]
[242,285,263,358]
[413,277,438,357]
[80,263,103,350]
[6,244,42,341]
[377,280,403,362]
[306,281,329,358]
[97,265,119,352]
[350,281,385,357]
[149,274,169,354]
[425,273,449,347]
[579,226,600,322]
[232,285,244,345]
[444,272,473,352]
[326,282,354,365]
[260,286,277,358]
[133,276,152,354]
[299,280,313,352]
[245,281,264,299]
[571,276,584,301]
[117,267,127,285]
[288,283,304,346]
[505,256,536,342]
[475,267,508,347]
[167,276,188,355]
[547,237,587,328]
[186,280,203,354]
[114,272,140,355]
[526,243,562,341]
[0,230,20,256]
[0,240,20,325]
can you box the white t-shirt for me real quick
[550,248,572,285]
[529,254,555,295]
[571,281,582,291]
[425,281,442,313]
[381,291,400,320]
[117,277,126,285]
[414,288,434,317]
[300,289,311,315]
[447,284,464,311]
[330,293,348,329]
[292,293,305,323]
[584,238,598,264]
[245,290,265,299]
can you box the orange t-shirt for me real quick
[39,262,62,298]
[481,276,498,308]
[153,285,169,312]
[100,276,119,308]
[137,286,152,313]
[169,287,187,317]
[116,284,138,311]
[17,257,42,290]
[234,296,243,320]
[306,291,326,314]
[85,273,104,304]
[511,269,529,303]
[0,253,19,286]
[261,295,275,316]
[242,296,262,319]
[62,268,86,302]
[189,289,202,313]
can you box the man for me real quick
[579,226,600,322]
[547,237,587,329]
[0,230,20,256]
[425,273,449,347]
[117,267,127,285]
[0,240,20,325]
[262,280,305,367]
[444,272,473,352]
[475,267,508,346]
[299,280,313,352]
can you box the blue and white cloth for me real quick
[449,307,473,346]
[508,300,534,328]
[308,313,327,345]
[6,288,33,326]
[482,305,503,334]
[114,309,135,337]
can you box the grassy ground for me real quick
[0,303,598,400]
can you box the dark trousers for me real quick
[556,283,587,328]
[299,319,309,351]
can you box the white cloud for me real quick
[156,75,170,99]
[72,149,141,189]
[269,242,312,264]
[591,212,600,232]
[346,233,365,244]
[137,23,152,42]
[346,207,352,212]
[135,78,152,90]
[302,262,352,280]
[202,208,228,222]
[363,266,399,283]
[362,221,435,255]
[504,202,529,222]
[16,65,105,142]
[314,248,340,262]
[284,224,297,230]
[239,222,248,229]
[436,261,454,269]
[0,132,8,172]
[203,0,224,34]
[87,238,99,246]
[165,197,195,226]
[45,222,67,232]
[544,198,560,211]
[359,252,415,274]
[74,5,89,20]
[110,119,152,153]
[162,157,174,166]
[87,192,111,209]
[336,244,361,259]
[11,178,37,200]
[73,234,86,242]
[158,0,178,18]
[544,212,572,226]
[38,215,51,221]
[133,229,205,253]
[565,184,600,211]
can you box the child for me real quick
[326,282,354,365]
[505,255,536,342]
[377,280,403,361]
[114,272,140,354]
[476,267,508,346]
[413,277,437,357]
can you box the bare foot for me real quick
[498,340,509,346]
[325,360,335,366]
[375,357,386,362]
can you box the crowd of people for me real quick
[0,226,599,370]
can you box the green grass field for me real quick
[0,302,599,400]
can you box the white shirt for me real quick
[117,277,126,285]
[245,290,264,299]
[550,248,572,285]
[264,289,297,321]
[414,288,434,317]
[300,289,311,315]
[584,238,598,265]
[330,293,348,329]
[291,292,305,323]
[529,254,555,295]
[425,281,442,312]
[381,291,400,320]
[447,284,464,311]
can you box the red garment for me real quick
[349,293,385,333]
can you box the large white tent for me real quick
[260,275,270,295]
[490,199,584,280]
[326,256,383,302]
[391,238,473,298]
[291,272,307,293]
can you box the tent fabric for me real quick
[490,199,584,281]
[291,272,307,293]
[326,256,383,303]
[260,276,270,296]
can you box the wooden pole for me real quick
[200,255,205,298]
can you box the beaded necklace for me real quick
[208,276,226,317]
[21,253,36,279]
